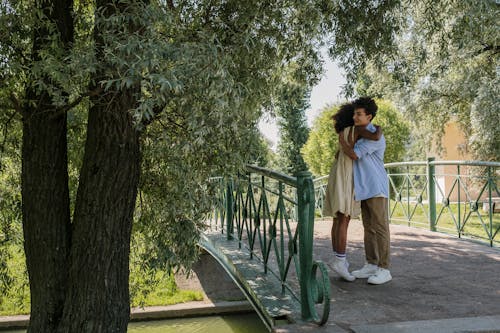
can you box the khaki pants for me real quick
[361,197,390,269]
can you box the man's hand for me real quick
[339,131,358,160]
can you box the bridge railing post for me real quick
[427,157,436,232]
[296,171,315,321]
[487,166,494,247]
[226,180,234,240]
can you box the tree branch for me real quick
[475,43,500,57]
[140,104,186,131]
[203,0,214,26]
[60,87,103,112]
[9,93,22,115]
[48,86,104,119]
[158,116,186,131]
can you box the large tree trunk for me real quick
[22,98,71,333]
[23,1,142,331]
[21,1,73,332]
[57,92,140,332]
[55,1,142,330]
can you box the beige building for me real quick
[430,121,488,204]
[438,121,471,161]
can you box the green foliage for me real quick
[247,129,274,167]
[129,268,203,309]
[276,76,311,175]
[469,79,500,161]
[300,104,337,176]
[351,1,499,161]
[133,119,276,273]
[370,100,411,163]
[1,0,335,275]
[325,0,404,97]
[0,112,22,298]
[108,0,334,272]
[0,244,30,316]
[302,99,410,176]
[0,241,203,315]
[389,201,500,246]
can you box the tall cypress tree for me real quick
[276,82,311,175]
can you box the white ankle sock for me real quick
[335,253,346,261]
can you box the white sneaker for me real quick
[332,259,355,282]
[367,268,392,285]
[352,263,378,278]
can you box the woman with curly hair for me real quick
[323,102,381,281]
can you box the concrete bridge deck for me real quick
[274,219,500,332]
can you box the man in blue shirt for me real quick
[339,97,391,285]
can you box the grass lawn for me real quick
[389,200,500,246]
[0,244,203,316]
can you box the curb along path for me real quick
[0,300,254,331]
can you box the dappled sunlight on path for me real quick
[312,219,500,327]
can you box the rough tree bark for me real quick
[21,1,73,332]
[57,92,141,332]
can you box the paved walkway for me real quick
[275,219,500,332]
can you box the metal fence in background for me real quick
[314,158,500,247]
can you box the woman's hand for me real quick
[338,131,358,160]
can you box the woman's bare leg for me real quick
[332,212,355,281]
[336,212,351,254]
[331,217,338,252]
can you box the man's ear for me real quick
[367,114,373,122]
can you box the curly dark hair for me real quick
[352,97,378,118]
[332,103,354,133]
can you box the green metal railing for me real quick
[315,159,500,247]
[208,165,330,325]
[313,175,329,216]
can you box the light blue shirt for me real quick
[353,123,389,201]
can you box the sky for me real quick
[258,57,347,149]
